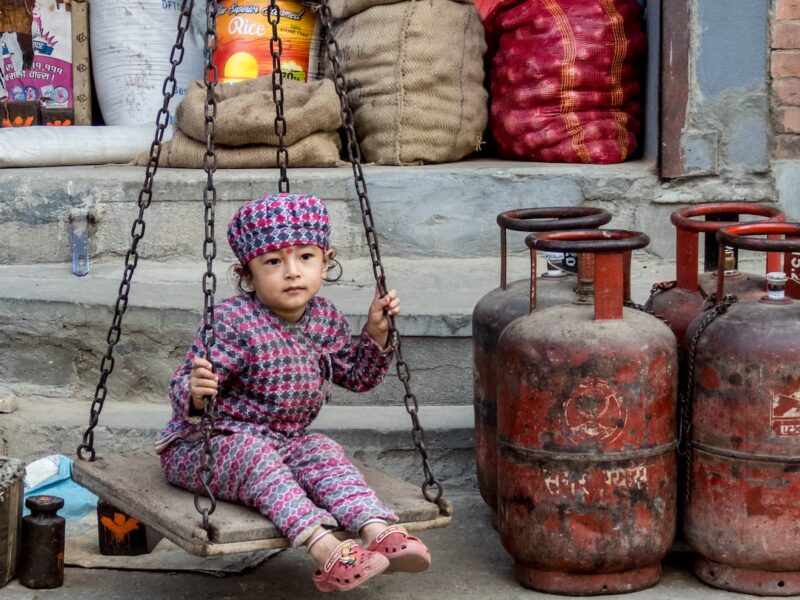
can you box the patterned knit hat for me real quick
[227,193,331,265]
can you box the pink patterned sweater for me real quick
[158,293,395,448]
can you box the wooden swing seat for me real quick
[72,453,452,558]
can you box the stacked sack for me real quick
[485,0,646,163]
[137,77,343,168]
[326,0,488,165]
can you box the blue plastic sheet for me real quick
[23,455,97,523]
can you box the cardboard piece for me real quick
[40,105,71,124]
[1,99,38,125]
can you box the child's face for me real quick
[248,244,332,322]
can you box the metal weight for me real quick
[18,496,65,589]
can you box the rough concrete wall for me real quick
[680,0,770,177]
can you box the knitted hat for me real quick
[227,193,331,265]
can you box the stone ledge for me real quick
[5,397,473,433]
[0,159,777,263]
[1,399,475,487]
[1,254,764,406]
[0,253,678,336]
[0,159,659,204]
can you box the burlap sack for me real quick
[137,130,342,168]
[177,77,342,147]
[330,0,487,165]
[326,0,472,20]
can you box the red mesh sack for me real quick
[485,0,646,163]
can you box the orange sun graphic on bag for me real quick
[224,52,260,82]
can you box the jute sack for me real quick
[326,0,472,20]
[177,77,342,147]
[142,130,342,168]
[330,0,487,165]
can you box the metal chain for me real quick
[317,0,444,506]
[623,300,672,328]
[678,294,738,505]
[194,0,221,529]
[268,0,290,191]
[77,0,196,462]
[644,280,677,312]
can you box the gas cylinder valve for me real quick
[723,247,737,275]
[766,271,789,303]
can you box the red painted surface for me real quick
[652,203,785,349]
[473,209,611,513]
[784,240,800,299]
[695,555,800,596]
[684,228,800,594]
[473,278,573,511]
[496,232,676,594]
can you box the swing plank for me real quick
[72,453,452,557]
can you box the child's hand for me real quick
[365,288,400,348]
[189,357,218,412]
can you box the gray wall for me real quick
[680,0,770,176]
[643,0,660,161]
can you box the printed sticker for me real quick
[771,390,800,437]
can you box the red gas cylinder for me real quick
[787,246,800,298]
[684,222,800,596]
[473,207,612,513]
[497,230,677,595]
[649,203,784,349]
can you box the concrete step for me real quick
[0,398,475,489]
[0,253,680,405]
[0,160,647,264]
[0,159,776,264]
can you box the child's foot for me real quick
[366,525,431,573]
[313,539,390,592]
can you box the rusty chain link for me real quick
[678,294,738,505]
[623,299,672,328]
[77,0,196,462]
[268,0,290,191]
[318,0,444,506]
[643,280,677,312]
[195,0,221,529]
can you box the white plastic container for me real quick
[90,0,205,126]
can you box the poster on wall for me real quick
[1,0,73,126]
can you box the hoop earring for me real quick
[323,257,342,283]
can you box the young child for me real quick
[156,193,431,592]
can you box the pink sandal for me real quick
[366,525,431,573]
[313,539,390,592]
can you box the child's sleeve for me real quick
[169,311,249,419]
[329,318,395,393]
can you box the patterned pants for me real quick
[160,431,398,546]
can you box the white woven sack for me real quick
[90,0,205,126]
